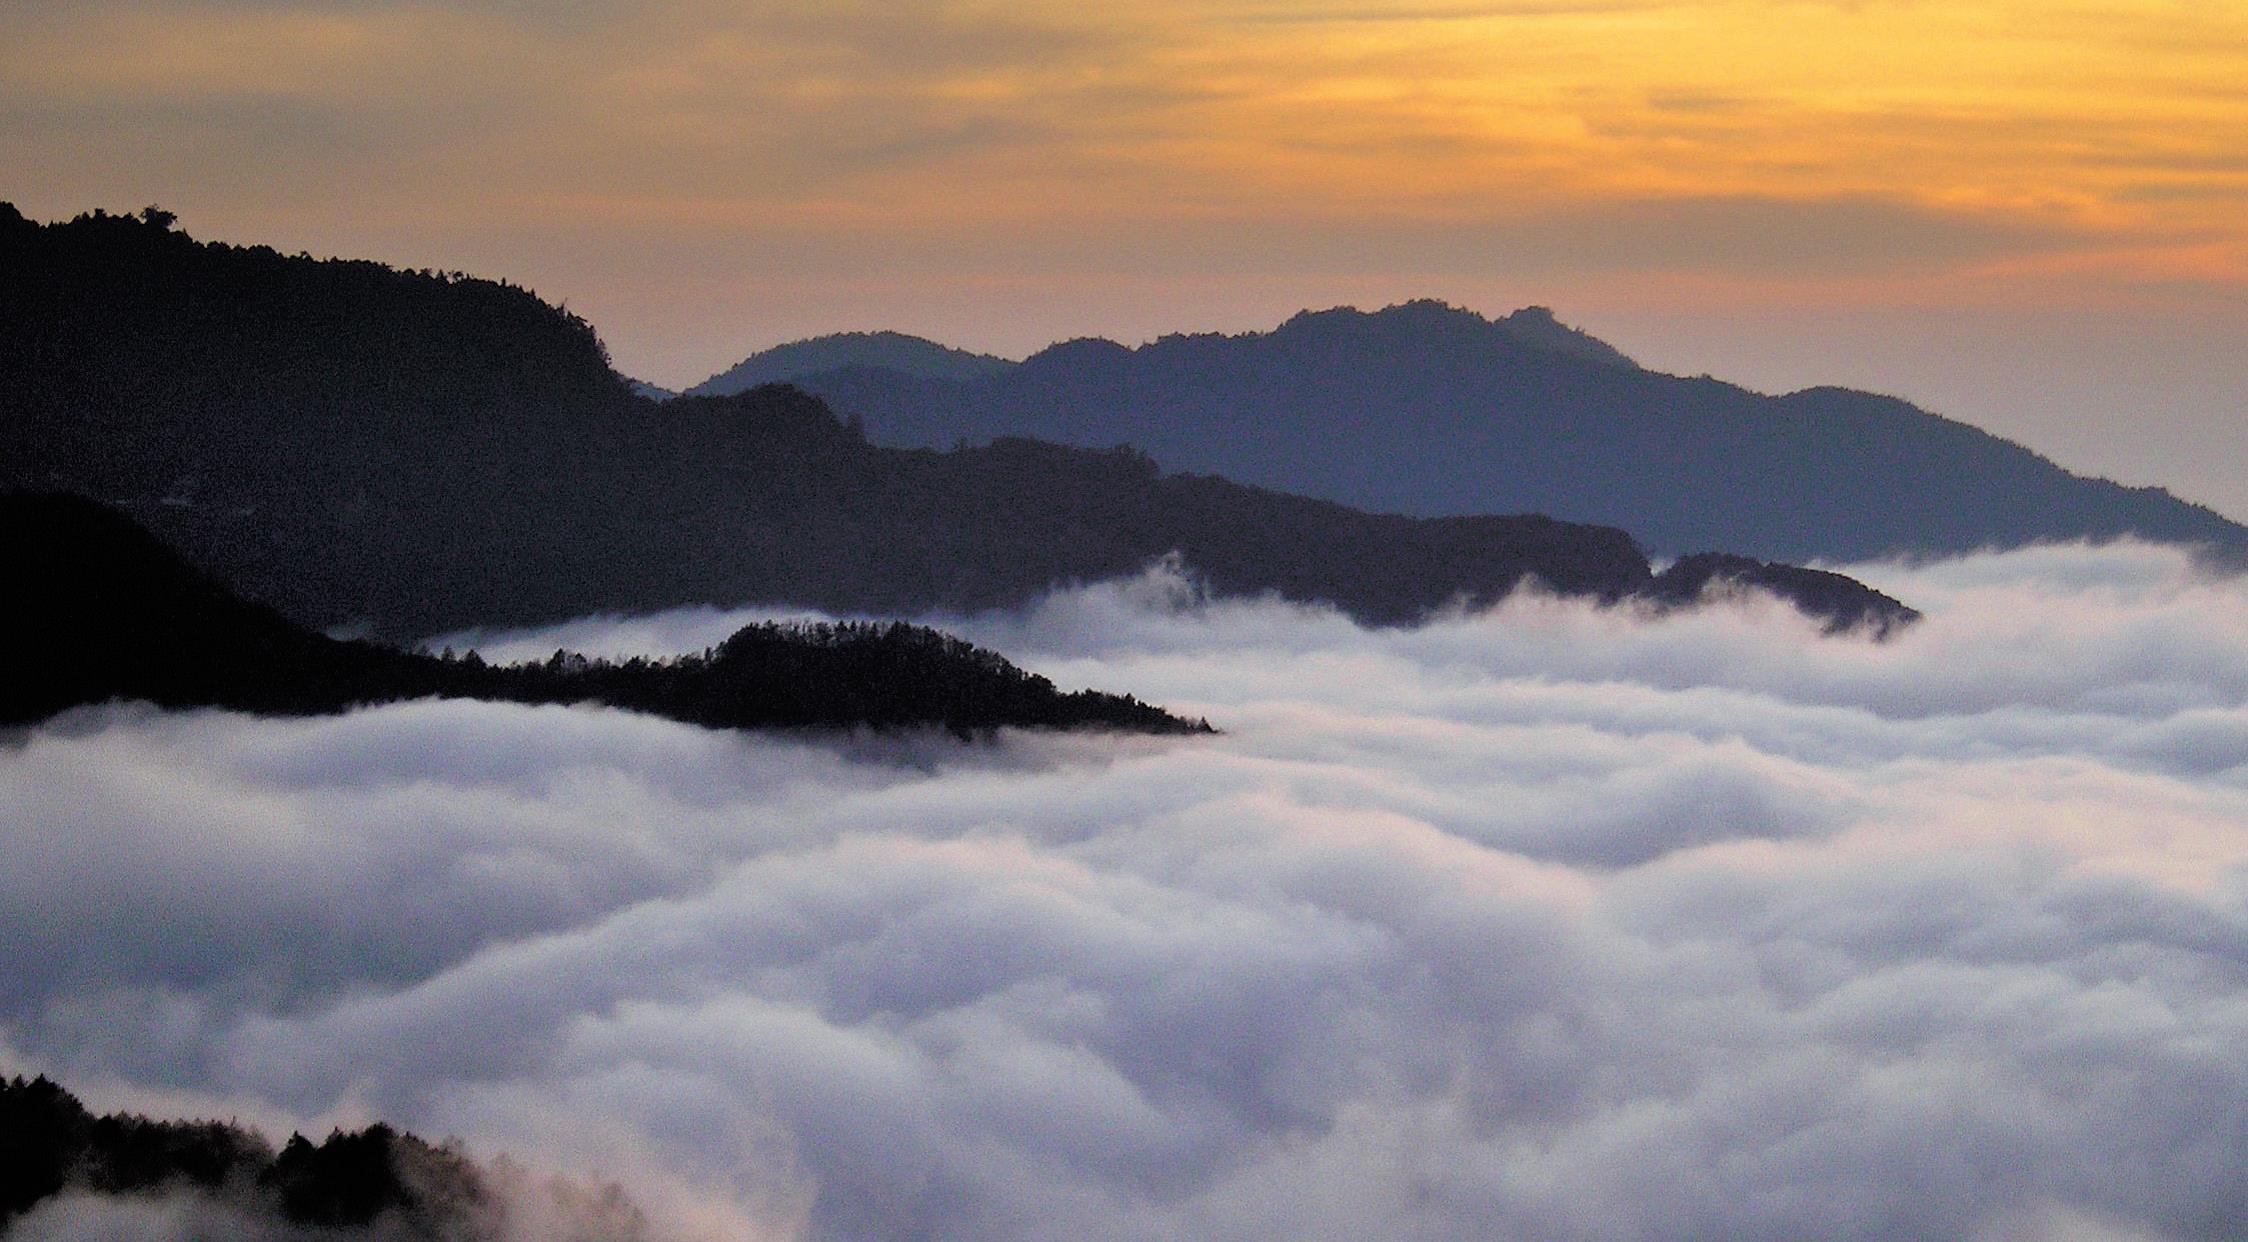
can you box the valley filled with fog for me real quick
[7,543,2248,1242]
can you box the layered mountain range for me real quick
[725,303,2246,563]
[0,205,1913,642]
[0,492,1208,735]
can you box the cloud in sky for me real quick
[3,1,2242,338]
[15,0,2236,230]
[6,0,2245,516]
[10,542,2248,1240]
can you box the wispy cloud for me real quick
[7,0,2239,257]
[1,0,2243,488]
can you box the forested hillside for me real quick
[0,493,1209,736]
[1,206,1912,639]
[0,1075,644,1240]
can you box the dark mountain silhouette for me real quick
[626,377,677,402]
[0,205,1911,641]
[785,300,2248,563]
[688,330,1014,397]
[0,1074,644,1239]
[0,492,1210,736]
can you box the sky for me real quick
[3,0,2244,510]
[10,545,2248,1241]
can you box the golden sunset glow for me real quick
[6,0,2244,506]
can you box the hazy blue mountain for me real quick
[791,301,2247,563]
[689,330,1014,396]
[0,206,1912,641]
[627,377,677,402]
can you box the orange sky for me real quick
[5,0,2245,514]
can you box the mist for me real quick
[9,542,2248,1241]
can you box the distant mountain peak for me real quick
[696,301,1636,401]
[1274,299,1469,335]
[1264,300,1638,369]
[1492,305,1639,369]
[1021,336,1136,373]
[788,299,2245,563]
[687,330,1015,397]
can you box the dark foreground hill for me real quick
[0,1075,646,1240]
[0,206,1910,638]
[782,301,2248,563]
[0,493,1208,736]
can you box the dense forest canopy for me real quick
[0,1074,644,1240]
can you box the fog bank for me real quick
[10,542,2248,1241]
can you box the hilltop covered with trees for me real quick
[0,492,1209,736]
[0,1075,644,1240]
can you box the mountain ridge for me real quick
[0,491,1211,736]
[777,301,2245,562]
[689,301,1637,397]
[0,205,1913,640]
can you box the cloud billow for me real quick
[7,542,2248,1241]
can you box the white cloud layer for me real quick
[10,542,2248,1241]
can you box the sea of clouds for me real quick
[7,542,2248,1242]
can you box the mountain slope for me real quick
[688,330,1014,397]
[789,301,2247,562]
[0,206,1911,640]
[0,492,1209,736]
